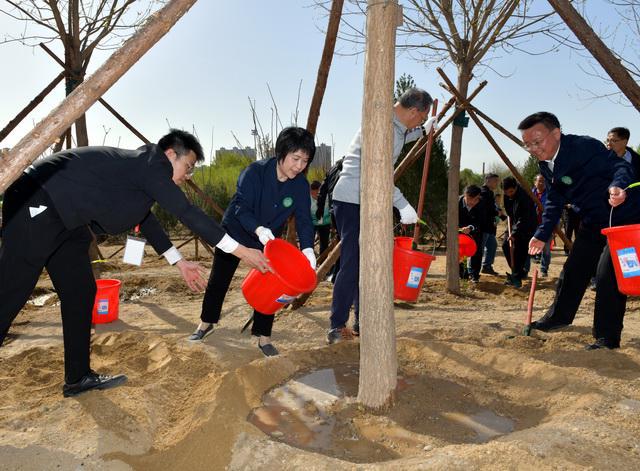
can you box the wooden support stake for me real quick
[0,71,66,143]
[412,99,438,244]
[306,0,344,135]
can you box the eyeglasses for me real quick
[606,138,623,144]
[523,130,551,151]
[184,160,195,176]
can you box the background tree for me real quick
[520,154,540,187]
[326,0,562,293]
[399,1,560,294]
[548,0,640,110]
[1,1,164,148]
[459,168,483,191]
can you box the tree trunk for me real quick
[357,0,400,410]
[445,67,471,294]
[547,0,640,112]
[0,0,198,193]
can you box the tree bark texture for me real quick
[547,0,640,112]
[0,0,198,193]
[357,0,400,410]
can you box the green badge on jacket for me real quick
[283,196,293,208]
[561,176,573,185]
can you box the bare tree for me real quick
[1,0,165,147]
[318,0,561,293]
[548,0,640,111]
[0,0,198,193]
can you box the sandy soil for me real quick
[1,238,640,470]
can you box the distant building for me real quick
[310,143,332,172]
[215,146,256,161]
[214,143,331,170]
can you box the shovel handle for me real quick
[525,266,538,327]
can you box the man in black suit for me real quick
[459,184,485,283]
[502,177,538,288]
[0,129,269,396]
[480,173,501,276]
[606,127,640,178]
[519,112,639,349]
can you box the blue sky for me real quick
[0,1,638,173]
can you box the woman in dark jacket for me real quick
[188,127,316,356]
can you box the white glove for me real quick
[398,204,418,225]
[424,116,438,134]
[255,226,275,245]
[302,248,317,270]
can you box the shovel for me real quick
[523,262,539,336]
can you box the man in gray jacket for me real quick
[327,87,436,343]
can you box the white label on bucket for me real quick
[97,299,109,315]
[276,294,296,304]
[406,267,423,289]
[617,247,640,278]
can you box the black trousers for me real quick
[541,226,626,344]
[501,233,531,279]
[0,175,95,384]
[467,232,484,279]
[200,247,274,337]
[315,224,330,255]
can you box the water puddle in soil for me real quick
[248,365,358,449]
[441,410,514,443]
[248,364,518,460]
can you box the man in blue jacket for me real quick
[0,129,269,396]
[606,127,640,178]
[519,112,640,349]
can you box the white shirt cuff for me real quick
[216,234,239,253]
[162,246,183,265]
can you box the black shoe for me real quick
[481,266,499,276]
[188,323,214,342]
[63,370,127,397]
[530,319,570,332]
[585,338,620,350]
[352,323,360,337]
[258,342,279,357]
[504,276,522,288]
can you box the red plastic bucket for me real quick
[395,236,414,250]
[602,224,640,296]
[242,239,317,314]
[458,233,477,260]
[393,243,436,302]
[92,279,121,324]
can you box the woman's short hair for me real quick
[275,127,316,165]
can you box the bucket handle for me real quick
[393,220,436,255]
[608,182,640,228]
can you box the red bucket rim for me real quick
[264,239,316,293]
[96,279,121,288]
[394,246,436,261]
[601,224,640,236]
